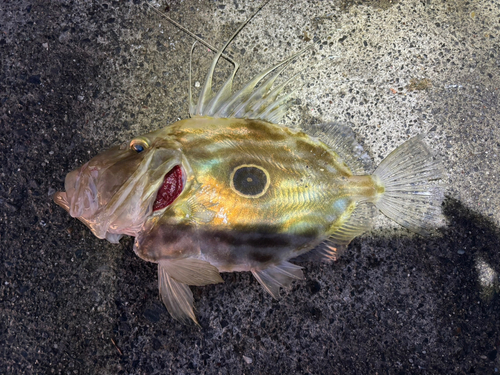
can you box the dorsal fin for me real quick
[147,4,238,66]
[302,122,373,174]
[151,0,310,123]
[193,42,311,122]
[192,2,269,117]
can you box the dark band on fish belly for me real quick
[135,217,323,265]
[248,252,274,263]
[199,227,321,268]
[134,224,200,262]
[210,230,293,248]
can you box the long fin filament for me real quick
[194,2,269,116]
[147,3,238,66]
[188,42,197,115]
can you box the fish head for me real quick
[54,128,187,243]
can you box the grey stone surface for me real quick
[1,0,499,374]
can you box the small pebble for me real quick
[243,355,252,364]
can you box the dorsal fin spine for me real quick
[216,47,308,117]
[194,2,269,116]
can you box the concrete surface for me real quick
[1,0,499,373]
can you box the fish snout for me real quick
[62,164,101,219]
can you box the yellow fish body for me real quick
[54,7,444,324]
[134,117,380,267]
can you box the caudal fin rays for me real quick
[373,135,445,235]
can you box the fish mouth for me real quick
[152,165,184,212]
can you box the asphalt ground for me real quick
[1,0,499,374]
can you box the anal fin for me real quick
[309,241,348,263]
[158,258,223,324]
[251,261,304,299]
[307,202,375,263]
[329,201,376,245]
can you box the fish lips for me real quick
[55,145,140,218]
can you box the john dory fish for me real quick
[54,4,444,324]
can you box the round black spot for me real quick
[232,166,268,197]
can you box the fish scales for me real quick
[54,4,445,324]
[154,119,369,232]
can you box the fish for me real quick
[53,4,445,324]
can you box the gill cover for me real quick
[54,143,182,243]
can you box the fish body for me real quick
[54,6,444,324]
[133,117,379,269]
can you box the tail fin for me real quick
[373,134,445,235]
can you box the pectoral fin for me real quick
[158,258,223,324]
[251,261,304,299]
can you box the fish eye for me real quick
[230,164,270,198]
[133,144,144,153]
[130,138,149,153]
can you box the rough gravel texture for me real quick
[1,1,499,374]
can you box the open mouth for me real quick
[153,165,184,212]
